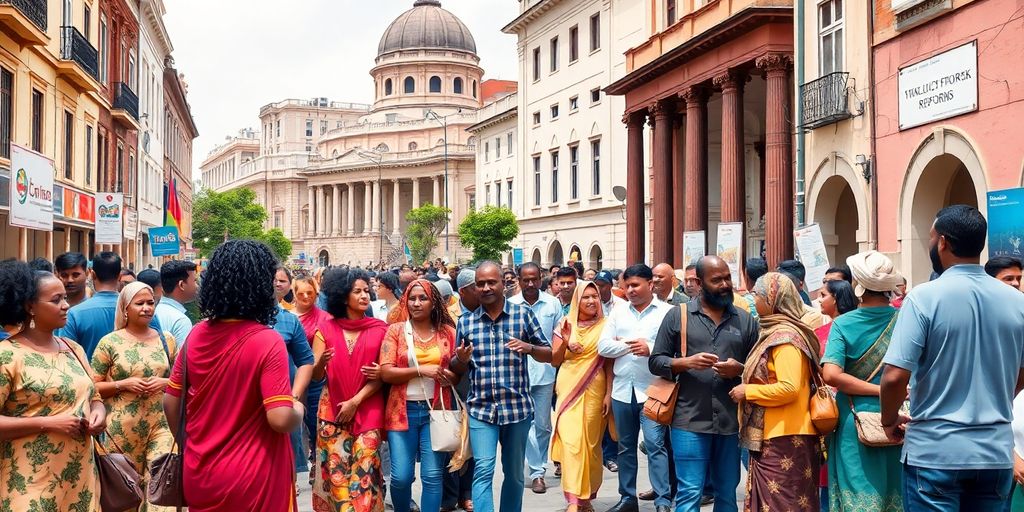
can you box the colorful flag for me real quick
[164,178,183,228]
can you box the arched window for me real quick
[408,142,418,151]
[436,138,445,147]
[453,77,464,94]
[429,76,442,93]
[332,149,339,158]
[384,78,393,96]
[472,80,478,98]
[466,136,476,148]
[375,143,390,153]
[404,76,415,94]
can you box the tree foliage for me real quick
[406,204,450,265]
[457,205,519,263]
[192,188,292,261]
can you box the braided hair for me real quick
[404,278,455,330]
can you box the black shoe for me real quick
[603,459,619,473]
[605,498,639,512]
[701,495,715,506]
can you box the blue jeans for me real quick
[304,379,325,462]
[669,430,739,512]
[468,414,532,512]
[442,457,474,508]
[902,464,1013,511]
[388,402,448,512]
[290,424,308,472]
[603,428,618,463]
[525,383,554,479]
[611,394,673,507]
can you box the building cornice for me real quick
[466,106,517,133]
[502,0,564,34]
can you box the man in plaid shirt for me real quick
[451,261,552,512]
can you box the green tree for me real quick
[457,205,519,263]
[405,204,451,265]
[192,188,292,260]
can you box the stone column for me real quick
[332,185,342,236]
[363,181,372,234]
[412,178,421,209]
[316,185,326,237]
[432,176,440,206]
[624,110,646,265]
[650,98,676,265]
[758,53,794,267]
[672,114,686,268]
[306,186,315,237]
[346,183,356,236]
[715,69,746,225]
[324,190,333,236]
[371,180,381,233]
[392,179,402,236]
[681,86,710,239]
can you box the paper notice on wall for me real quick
[715,223,744,285]
[795,224,831,293]
[95,193,124,244]
[682,231,706,267]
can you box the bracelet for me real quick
[114,381,121,393]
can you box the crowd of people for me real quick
[1,203,1024,512]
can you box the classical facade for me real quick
[468,91,518,265]
[136,0,172,268]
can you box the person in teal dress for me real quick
[821,251,905,512]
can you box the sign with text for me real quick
[9,145,54,230]
[95,193,124,244]
[148,226,181,257]
[682,231,706,266]
[512,247,524,266]
[898,41,977,130]
[987,188,1024,259]
[715,223,744,286]
[795,224,832,293]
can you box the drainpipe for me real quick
[868,0,880,250]
[795,0,807,228]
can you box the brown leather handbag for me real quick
[643,305,687,425]
[808,359,839,434]
[148,341,188,507]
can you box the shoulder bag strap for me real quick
[58,337,131,453]
[679,304,688,360]
[404,322,437,410]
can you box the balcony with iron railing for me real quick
[57,25,99,91]
[0,0,46,44]
[800,72,852,130]
[112,82,140,128]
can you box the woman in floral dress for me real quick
[0,266,106,511]
[91,281,177,512]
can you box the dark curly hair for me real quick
[198,240,279,325]
[0,260,35,326]
[322,267,372,319]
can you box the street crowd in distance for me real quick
[3,203,1024,512]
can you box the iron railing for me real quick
[60,26,98,80]
[0,0,47,32]
[800,72,852,130]
[113,82,139,121]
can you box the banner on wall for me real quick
[95,193,124,244]
[512,248,524,266]
[987,187,1024,259]
[149,226,180,257]
[795,224,832,292]
[9,145,54,230]
[682,231,706,266]
[715,223,744,286]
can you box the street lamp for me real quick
[355,148,385,264]
[425,110,455,255]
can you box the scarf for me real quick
[846,250,904,298]
[739,272,821,452]
[115,281,153,330]
[321,315,388,434]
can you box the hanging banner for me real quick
[95,193,124,244]
[987,187,1024,259]
[795,224,832,293]
[715,223,744,286]
[149,226,181,257]
[512,247,524,266]
[9,145,54,230]
[682,231,706,266]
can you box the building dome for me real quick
[377,0,477,57]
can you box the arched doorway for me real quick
[811,174,861,266]
[318,250,330,267]
[531,248,542,264]
[548,241,564,266]
[589,245,604,270]
[568,244,582,264]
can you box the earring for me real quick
[29,314,35,329]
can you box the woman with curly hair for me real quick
[0,265,106,511]
[379,279,459,512]
[312,267,388,512]
[163,240,303,512]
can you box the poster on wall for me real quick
[987,187,1024,259]
[9,145,54,230]
[512,247,524,266]
[898,41,977,130]
[95,193,124,244]
[715,223,744,286]
[682,231,706,266]
[148,226,180,257]
[795,224,832,293]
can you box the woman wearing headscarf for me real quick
[91,281,178,511]
[820,251,904,512]
[730,272,821,512]
[550,281,613,512]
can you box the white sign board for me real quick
[898,41,977,130]
[795,224,832,293]
[682,231,706,266]
[715,223,744,286]
[8,145,54,230]
[123,208,138,240]
[95,193,124,244]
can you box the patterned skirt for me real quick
[746,435,821,512]
[311,418,385,512]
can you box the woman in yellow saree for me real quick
[550,281,615,512]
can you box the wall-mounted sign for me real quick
[149,226,181,257]
[988,188,1024,259]
[715,223,744,286]
[53,185,96,224]
[682,231,706,266]
[512,247,524,266]
[8,145,54,230]
[95,193,124,244]
[898,41,977,130]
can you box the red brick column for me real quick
[650,99,676,265]
[681,86,710,240]
[757,53,794,268]
[672,114,686,268]
[624,110,647,265]
[715,70,746,224]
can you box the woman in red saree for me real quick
[163,240,303,512]
[311,267,388,512]
[550,281,614,512]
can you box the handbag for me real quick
[405,322,462,452]
[643,305,687,425]
[847,360,903,447]
[148,340,188,507]
[446,392,473,472]
[808,359,839,434]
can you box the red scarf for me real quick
[319,315,388,434]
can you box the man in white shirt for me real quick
[507,262,564,494]
[154,260,197,345]
[598,264,673,512]
[595,270,627,316]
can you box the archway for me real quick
[810,173,862,266]
[318,250,330,267]
[589,245,603,270]
[531,248,542,264]
[568,244,582,264]
[548,240,564,266]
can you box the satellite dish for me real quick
[612,185,627,202]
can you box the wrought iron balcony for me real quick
[0,0,47,44]
[113,82,139,121]
[60,25,99,81]
[800,72,852,130]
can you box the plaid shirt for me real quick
[456,300,550,425]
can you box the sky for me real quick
[162,0,521,180]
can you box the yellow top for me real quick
[414,343,441,366]
[744,343,816,439]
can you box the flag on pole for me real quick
[164,178,183,228]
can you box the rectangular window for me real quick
[495,137,501,158]
[569,145,579,200]
[85,125,93,186]
[569,95,579,112]
[127,53,136,89]
[666,0,676,26]
[550,104,559,119]
[569,25,579,63]
[305,144,312,152]
[550,37,559,72]
[590,13,601,52]
[0,68,11,160]
[532,47,541,81]
[99,16,108,84]
[274,211,283,229]
[98,131,106,190]
[507,132,513,155]
[127,153,134,197]
[485,183,491,206]
[591,88,601,104]
[496,181,502,207]
[533,156,541,206]
[484,141,490,162]
[275,120,281,137]
[31,89,43,152]
[819,0,844,75]
[532,112,541,125]
[551,151,559,203]
[63,110,74,179]
[83,5,91,39]
[320,120,328,135]
[115,144,124,192]
[591,139,601,195]
[305,119,313,137]
[507,179,513,208]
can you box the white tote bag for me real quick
[405,322,463,452]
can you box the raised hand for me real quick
[456,343,473,363]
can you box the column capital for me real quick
[756,53,793,74]
[713,69,746,93]
[679,85,711,107]
[648,97,677,119]
[621,110,646,127]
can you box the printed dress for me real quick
[0,338,101,512]
[90,330,178,512]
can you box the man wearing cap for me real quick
[596,270,627,316]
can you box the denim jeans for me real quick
[468,414,532,512]
[669,429,739,512]
[611,394,673,507]
[442,457,474,508]
[902,463,1013,511]
[388,401,449,512]
[290,423,308,472]
[602,428,618,463]
[525,383,554,480]
[304,379,325,462]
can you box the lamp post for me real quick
[356,149,385,264]
[425,110,453,255]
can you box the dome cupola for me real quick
[377,0,477,57]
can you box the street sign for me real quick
[9,145,54,231]
[149,226,181,257]
[513,248,523,266]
